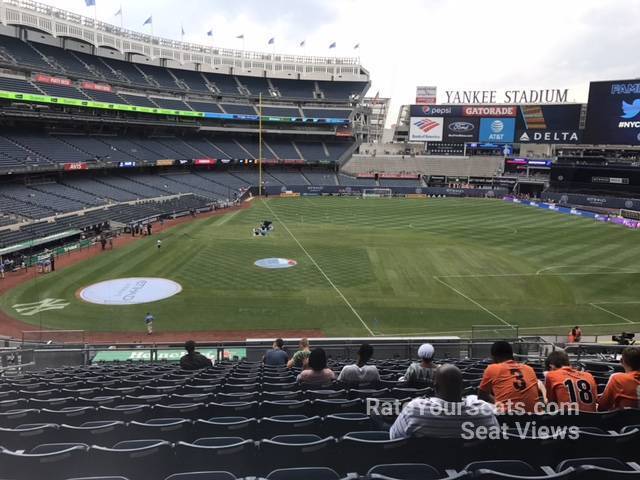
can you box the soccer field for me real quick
[2,197,640,337]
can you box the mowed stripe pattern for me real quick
[1,197,639,337]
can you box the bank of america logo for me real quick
[415,118,440,133]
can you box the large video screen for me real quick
[515,104,583,144]
[584,80,640,145]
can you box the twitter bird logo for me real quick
[621,99,640,119]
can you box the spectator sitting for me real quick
[478,341,541,413]
[598,346,640,411]
[544,350,598,412]
[337,343,380,386]
[297,348,336,387]
[567,326,582,343]
[287,337,311,368]
[390,364,498,439]
[399,343,437,386]
[179,340,213,370]
[263,338,289,366]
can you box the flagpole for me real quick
[120,5,123,29]
[258,92,263,197]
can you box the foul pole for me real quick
[258,93,263,197]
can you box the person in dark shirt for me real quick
[263,338,289,366]
[180,340,213,370]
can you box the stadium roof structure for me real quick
[0,0,369,81]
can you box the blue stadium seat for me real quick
[193,417,257,439]
[88,440,173,480]
[259,415,322,438]
[471,469,576,479]
[208,401,259,417]
[259,435,336,474]
[153,403,209,420]
[127,418,192,442]
[97,405,152,422]
[60,421,126,445]
[571,466,640,479]
[310,398,363,417]
[0,444,87,480]
[174,438,256,477]
[164,472,236,480]
[0,423,59,450]
[465,460,543,476]
[267,467,341,480]
[30,442,89,454]
[367,463,442,480]
[323,413,373,437]
[39,407,96,424]
[556,457,635,471]
[261,400,310,416]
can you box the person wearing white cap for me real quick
[399,343,437,386]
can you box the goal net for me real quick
[362,188,393,198]
[620,209,640,221]
[471,324,519,341]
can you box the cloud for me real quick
[46,0,640,126]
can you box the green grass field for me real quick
[2,197,640,337]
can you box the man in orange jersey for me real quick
[545,350,598,412]
[598,347,640,411]
[479,341,541,413]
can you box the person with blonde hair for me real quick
[287,337,311,368]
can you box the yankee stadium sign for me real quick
[443,89,570,104]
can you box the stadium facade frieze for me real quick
[442,88,570,104]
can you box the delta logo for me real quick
[415,118,440,133]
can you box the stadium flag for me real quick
[181,24,185,40]
[85,0,95,6]
[268,37,275,45]
[114,5,123,28]
[329,42,336,49]
[143,16,152,26]
[207,29,213,36]
[353,43,360,49]
[299,40,305,47]
[236,34,244,39]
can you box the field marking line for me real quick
[439,271,640,279]
[261,199,375,336]
[589,303,634,324]
[432,276,514,329]
[376,320,640,337]
[593,301,640,305]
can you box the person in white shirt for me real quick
[399,343,437,386]
[337,343,380,386]
[390,364,498,439]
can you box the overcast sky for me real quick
[48,0,640,125]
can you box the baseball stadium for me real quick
[0,1,639,479]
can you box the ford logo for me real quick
[448,121,474,132]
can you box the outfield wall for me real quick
[260,185,509,197]
[542,192,640,211]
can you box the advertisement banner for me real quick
[63,162,88,171]
[463,105,517,117]
[409,105,462,117]
[516,104,583,144]
[118,161,136,168]
[34,74,71,86]
[585,79,640,145]
[479,118,515,142]
[416,86,437,105]
[155,159,175,166]
[81,81,112,92]
[409,116,444,142]
[194,159,216,165]
[443,117,479,142]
